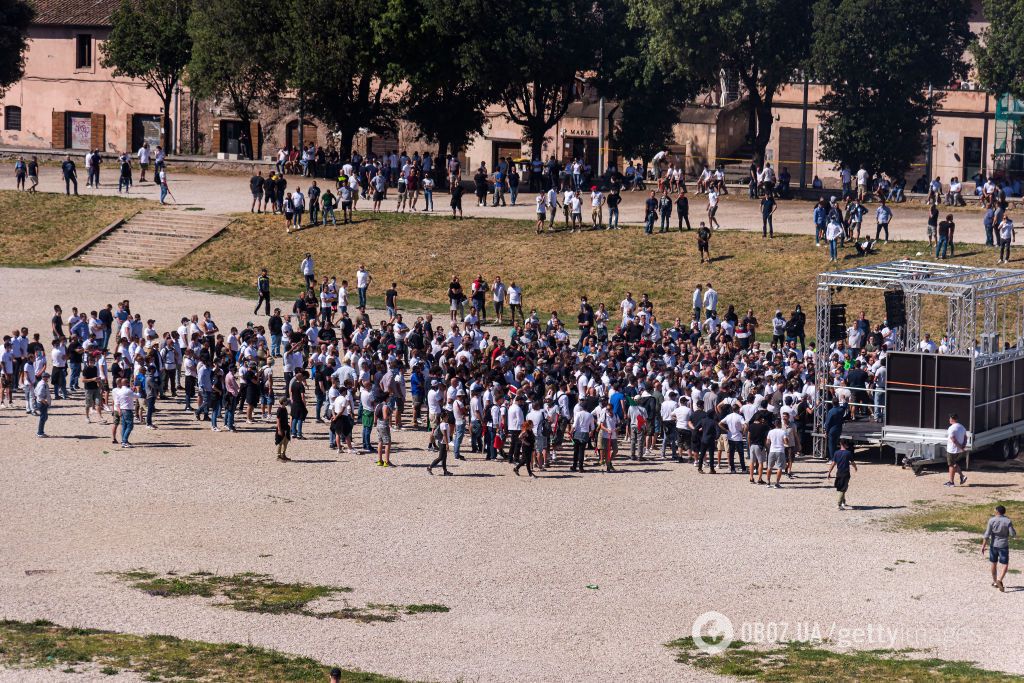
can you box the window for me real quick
[76,34,92,69]
[963,137,982,181]
[3,105,21,131]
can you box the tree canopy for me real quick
[186,0,286,146]
[973,0,1024,101]
[634,0,815,165]
[0,0,33,97]
[101,0,192,151]
[282,0,398,157]
[811,0,973,176]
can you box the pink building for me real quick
[0,0,170,154]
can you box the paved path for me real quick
[0,166,1002,246]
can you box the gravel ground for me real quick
[0,166,1000,244]
[0,266,1022,682]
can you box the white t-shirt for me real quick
[857,168,869,185]
[721,412,745,441]
[767,427,788,452]
[946,422,966,453]
[708,191,719,207]
[356,269,370,288]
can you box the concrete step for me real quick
[69,210,232,268]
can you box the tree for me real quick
[973,0,1024,100]
[283,0,399,158]
[186,0,286,157]
[635,0,814,166]
[100,0,192,152]
[811,0,973,176]
[382,0,499,167]
[593,0,698,161]
[479,0,599,160]
[0,0,33,96]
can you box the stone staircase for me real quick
[67,210,232,268]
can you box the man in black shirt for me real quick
[676,191,691,230]
[268,308,283,357]
[250,172,265,213]
[255,269,271,316]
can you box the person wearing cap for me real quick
[34,371,51,437]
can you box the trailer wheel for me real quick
[1000,439,1018,462]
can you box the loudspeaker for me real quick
[885,289,906,327]
[828,304,846,343]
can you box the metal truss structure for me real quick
[813,260,1024,458]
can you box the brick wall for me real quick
[51,111,65,148]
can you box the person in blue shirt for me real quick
[610,386,625,421]
[984,206,996,247]
[823,401,848,460]
[875,199,893,242]
[813,198,827,246]
[827,440,858,510]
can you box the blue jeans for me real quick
[69,361,81,390]
[644,214,655,234]
[873,388,885,421]
[510,186,518,205]
[362,423,372,451]
[454,423,466,458]
[197,390,211,420]
[210,394,223,429]
[271,334,281,356]
[291,416,304,437]
[936,237,949,258]
[609,207,619,228]
[486,426,497,460]
[121,411,134,445]
[471,420,483,452]
[37,404,48,435]
[424,189,433,210]
[358,286,368,308]
[224,398,236,430]
[829,239,838,260]
[160,185,168,203]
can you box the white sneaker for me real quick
[212,426,221,432]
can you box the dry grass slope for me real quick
[158,211,1005,337]
[0,190,152,265]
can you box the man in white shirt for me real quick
[356,264,372,309]
[707,189,720,229]
[766,419,789,487]
[719,404,747,473]
[137,142,150,182]
[703,283,718,319]
[491,277,507,324]
[571,404,595,472]
[508,282,523,326]
[111,378,137,447]
[300,253,315,289]
[590,188,605,228]
[660,391,680,459]
[945,413,968,487]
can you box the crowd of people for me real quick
[3,252,912,509]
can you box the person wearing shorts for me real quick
[375,401,393,466]
[749,444,767,483]
[982,505,1016,592]
[766,421,789,488]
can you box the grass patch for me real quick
[111,570,448,623]
[895,500,1024,551]
[153,211,1002,336]
[666,637,1024,682]
[113,570,348,614]
[0,190,151,265]
[0,618,406,682]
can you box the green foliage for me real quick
[282,0,398,155]
[111,570,450,623]
[0,619,407,682]
[382,0,498,161]
[594,0,698,160]
[186,0,285,129]
[973,0,1024,100]
[479,0,600,158]
[0,0,33,96]
[634,0,815,163]
[100,0,192,150]
[811,0,973,176]
[667,637,1024,682]
[895,499,1024,550]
